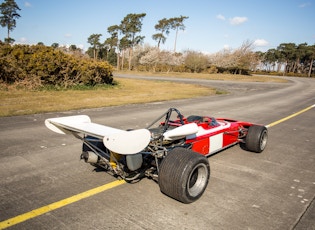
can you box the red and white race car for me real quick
[46,108,268,203]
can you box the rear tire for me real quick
[158,148,210,204]
[245,125,268,153]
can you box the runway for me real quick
[1,75,314,229]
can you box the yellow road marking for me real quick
[266,104,315,128]
[1,104,314,229]
[0,180,126,229]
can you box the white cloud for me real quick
[24,2,31,7]
[19,37,28,43]
[254,39,269,47]
[299,2,311,8]
[64,33,72,38]
[216,14,225,21]
[13,37,30,45]
[229,16,248,25]
[223,44,230,50]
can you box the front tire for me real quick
[245,125,268,153]
[158,148,210,204]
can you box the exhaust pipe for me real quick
[81,151,99,163]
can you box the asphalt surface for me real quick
[0,75,314,230]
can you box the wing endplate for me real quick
[103,129,151,155]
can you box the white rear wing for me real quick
[45,115,151,155]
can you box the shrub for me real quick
[0,43,113,89]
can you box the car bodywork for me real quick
[45,108,268,203]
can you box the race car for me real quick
[45,108,268,203]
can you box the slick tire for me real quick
[158,148,210,204]
[245,125,268,153]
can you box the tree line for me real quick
[86,14,188,71]
[257,43,315,77]
[0,0,314,79]
[83,13,314,77]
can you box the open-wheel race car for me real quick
[45,108,268,203]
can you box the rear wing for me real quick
[45,115,151,155]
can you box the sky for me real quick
[3,0,315,54]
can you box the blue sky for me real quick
[4,0,315,53]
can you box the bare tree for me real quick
[139,47,160,72]
[209,41,257,74]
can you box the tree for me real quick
[87,34,102,59]
[159,50,183,73]
[68,44,77,51]
[139,47,160,71]
[184,51,208,73]
[260,43,315,76]
[233,40,257,74]
[208,41,257,74]
[305,45,315,77]
[292,43,307,73]
[152,18,171,48]
[51,43,59,48]
[106,25,120,69]
[119,13,146,70]
[277,43,297,74]
[169,15,189,52]
[0,0,20,43]
[263,49,278,71]
[137,45,184,72]
[106,47,117,66]
[118,36,131,69]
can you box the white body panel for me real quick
[186,121,231,139]
[163,123,199,141]
[209,133,223,154]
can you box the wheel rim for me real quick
[187,163,208,197]
[260,130,268,150]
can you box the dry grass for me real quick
[115,71,288,83]
[0,72,288,117]
[0,78,216,117]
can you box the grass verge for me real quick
[114,71,289,83]
[0,78,217,117]
[0,72,288,117]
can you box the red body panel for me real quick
[185,119,252,156]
